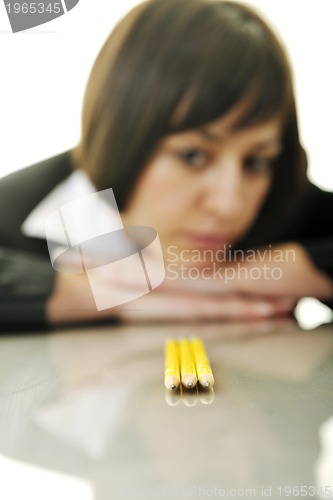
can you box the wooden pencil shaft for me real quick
[164,339,180,389]
[179,338,197,388]
[191,338,214,386]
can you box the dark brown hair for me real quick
[73,0,307,247]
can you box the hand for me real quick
[115,287,294,322]
[46,267,295,326]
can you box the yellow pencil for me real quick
[179,338,197,388]
[164,339,180,390]
[191,337,214,388]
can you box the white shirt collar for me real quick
[21,170,99,241]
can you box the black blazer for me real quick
[0,151,332,330]
[0,151,72,256]
[0,152,72,330]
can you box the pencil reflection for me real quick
[164,387,181,406]
[164,385,215,406]
[182,386,198,407]
[198,385,215,405]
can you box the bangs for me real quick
[164,2,291,134]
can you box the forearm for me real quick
[46,272,119,326]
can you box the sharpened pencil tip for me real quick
[204,381,210,388]
[187,382,193,388]
[171,384,176,390]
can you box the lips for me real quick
[184,232,232,249]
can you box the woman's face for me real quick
[121,112,282,266]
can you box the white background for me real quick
[0,0,332,190]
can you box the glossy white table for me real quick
[1,319,333,500]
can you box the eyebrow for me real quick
[197,127,224,142]
[250,139,282,151]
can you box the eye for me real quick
[243,156,275,174]
[176,148,210,169]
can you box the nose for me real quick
[203,158,245,219]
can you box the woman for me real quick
[0,0,332,330]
